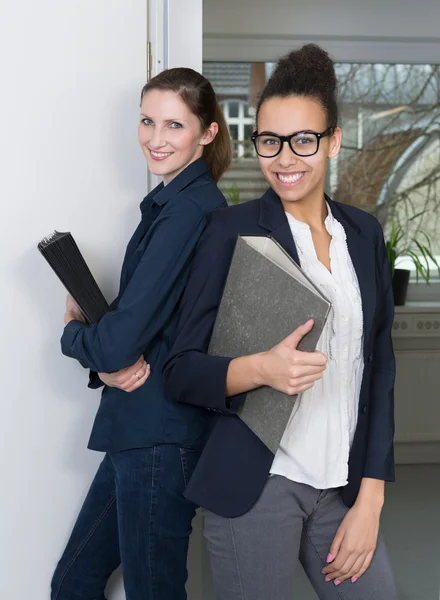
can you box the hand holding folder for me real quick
[208,235,331,454]
[259,317,327,393]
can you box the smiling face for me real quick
[256,95,341,209]
[138,89,217,185]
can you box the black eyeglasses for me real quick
[251,127,335,158]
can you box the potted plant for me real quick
[225,182,240,205]
[386,214,440,305]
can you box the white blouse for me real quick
[270,206,364,489]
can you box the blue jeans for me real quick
[51,445,200,600]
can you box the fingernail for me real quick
[325,576,331,583]
[351,577,358,583]
[326,553,333,563]
[335,580,341,586]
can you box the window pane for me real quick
[245,104,256,118]
[244,124,254,140]
[228,101,239,118]
[229,124,238,140]
[333,62,440,262]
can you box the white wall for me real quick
[203,0,440,62]
[168,0,203,71]
[0,2,147,598]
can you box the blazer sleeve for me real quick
[363,222,396,482]
[61,199,206,374]
[163,216,246,414]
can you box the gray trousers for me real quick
[203,475,397,600]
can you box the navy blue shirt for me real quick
[61,158,226,452]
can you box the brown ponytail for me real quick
[202,100,232,182]
[141,68,231,181]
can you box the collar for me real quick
[325,194,362,237]
[258,187,376,352]
[140,158,210,212]
[140,181,164,213]
[258,188,362,238]
[152,157,210,207]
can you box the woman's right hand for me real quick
[98,356,150,392]
[259,320,327,395]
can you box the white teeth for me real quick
[150,150,172,157]
[278,172,304,183]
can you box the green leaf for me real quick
[226,183,240,205]
[408,209,428,222]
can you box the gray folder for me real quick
[208,235,331,454]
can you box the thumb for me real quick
[283,319,314,349]
[131,356,145,371]
[66,294,79,310]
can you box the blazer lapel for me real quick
[258,189,377,354]
[258,188,300,265]
[328,199,377,352]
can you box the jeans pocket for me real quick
[179,448,200,488]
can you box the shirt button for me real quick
[361,405,368,414]
[342,316,348,322]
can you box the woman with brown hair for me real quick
[50,68,231,600]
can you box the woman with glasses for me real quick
[164,44,397,599]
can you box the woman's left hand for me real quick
[64,294,86,325]
[321,499,382,585]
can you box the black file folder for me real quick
[38,231,110,324]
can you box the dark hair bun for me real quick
[257,43,339,127]
[277,44,337,94]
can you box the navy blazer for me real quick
[61,158,227,453]
[164,188,396,518]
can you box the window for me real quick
[331,63,440,280]
[221,99,255,158]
